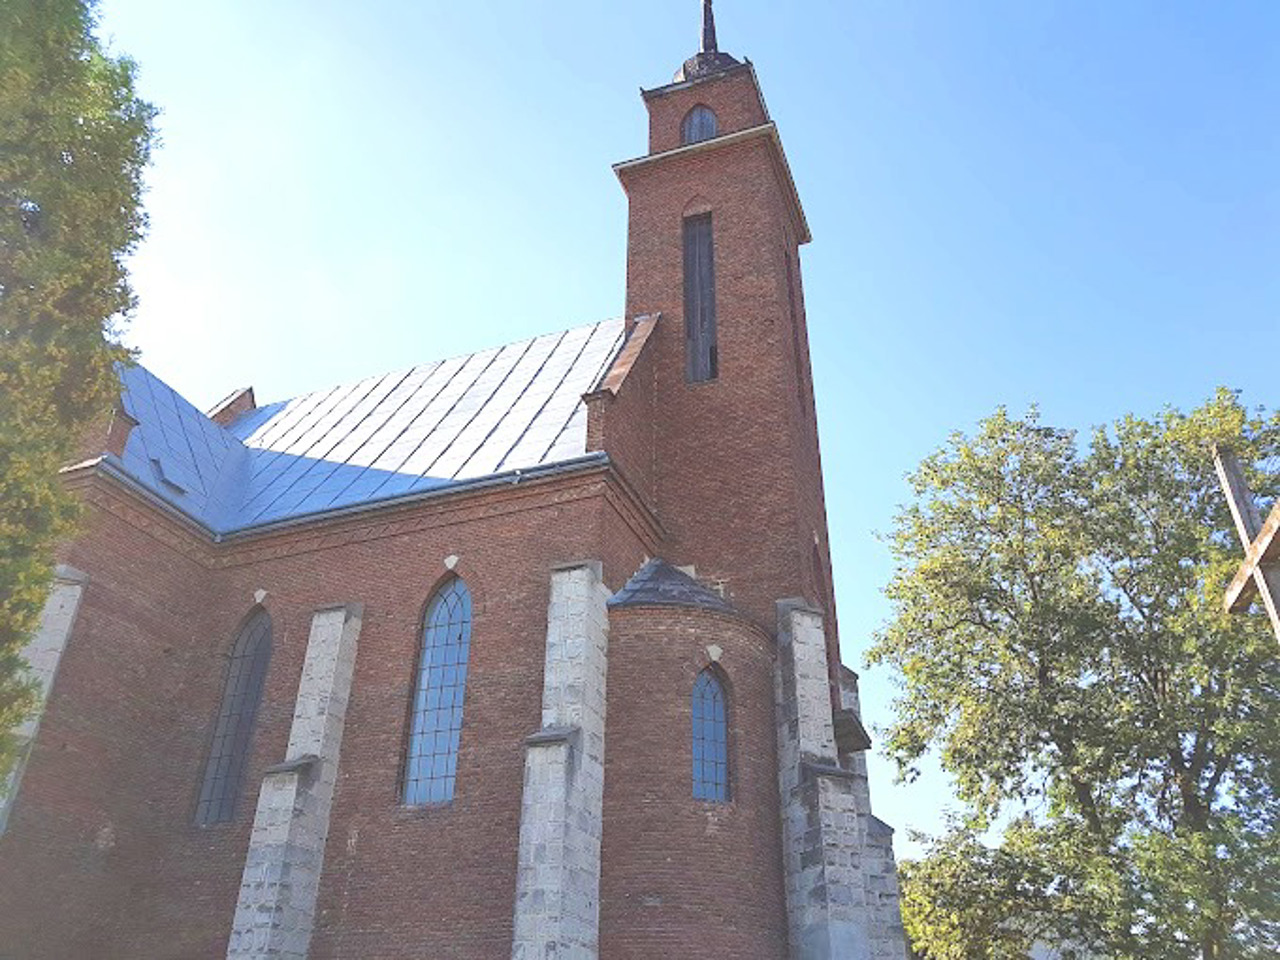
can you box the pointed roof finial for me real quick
[674,0,740,83]
[702,0,718,54]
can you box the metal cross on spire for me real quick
[702,0,719,53]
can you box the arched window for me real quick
[692,668,730,801]
[404,577,472,804]
[196,608,272,825]
[682,105,719,145]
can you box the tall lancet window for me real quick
[683,212,718,382]
[404,577,472,804]
[196,608,273,825]
[692,668,730,801]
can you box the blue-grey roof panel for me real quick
[106,318,626,534]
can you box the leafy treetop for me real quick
[0,0,155,776]
[870,390,1280,959]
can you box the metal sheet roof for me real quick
[112,318,626,534]
[608,558,736,613]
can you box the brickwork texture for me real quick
[0,38,907,960]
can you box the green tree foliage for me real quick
[870,392,1280,959]
[0,0,154,773]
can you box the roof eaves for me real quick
[216,451,613,540]
[70,454,221,539]
[75,450,614,543]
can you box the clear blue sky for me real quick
[96,0,1280,856]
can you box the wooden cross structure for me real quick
[1213,445,1280,641]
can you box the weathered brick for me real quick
[0,40,906,960]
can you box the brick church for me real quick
[0,4,909,958]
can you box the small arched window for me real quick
[682,105,719,145]
[692,668,730,801]
[196,608,272,825]
[404,577,472,804]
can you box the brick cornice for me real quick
[64,457,663,570]
[64,469,218,567]
[613,122,810,244]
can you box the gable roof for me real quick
[109,318,626,535]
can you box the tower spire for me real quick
[702,0,718,54]
[676,0,739,82]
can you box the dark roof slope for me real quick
[609,558,735,613]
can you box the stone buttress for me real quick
[838,668,909,959]
[226,603,363,959]
[510,561,611,960]
[775,600,907,960]
[0,566,88,833]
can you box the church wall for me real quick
[0,469,656,959]
[772,232,844,669]
[284,485,648,959]
[599,605,788,960]
[0,499,235,958]
[227,602,363,959]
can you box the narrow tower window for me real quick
[692,668,730,801]
[785,247,810,417]
[404,577,472,804]
[683,212,718,382]
[681,105,719,145]
[196,608,272,825]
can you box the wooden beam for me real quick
[1226,504,1280,609]
[1259,500,1280,566]
[1225,560,1258,611]
[1213,445,1280,641]
[1214,446,1264,543]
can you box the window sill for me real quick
[392,799,457,821]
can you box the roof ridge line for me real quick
[258,316,626,409]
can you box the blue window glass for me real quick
[682,104,719,145]
[404,577,472,804]
[196,608,272,825]
[692,668,729,801]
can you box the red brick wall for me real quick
[600,605,787,960]
[0,491,242,958]
[0,469,655,959]
[645,67,769,154]
[617,66,843,686]
[618,145,824,620]
[306,486,648,959]
[586,325,659,511]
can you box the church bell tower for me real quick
[613,1,834,665]
[597,5,912,958]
